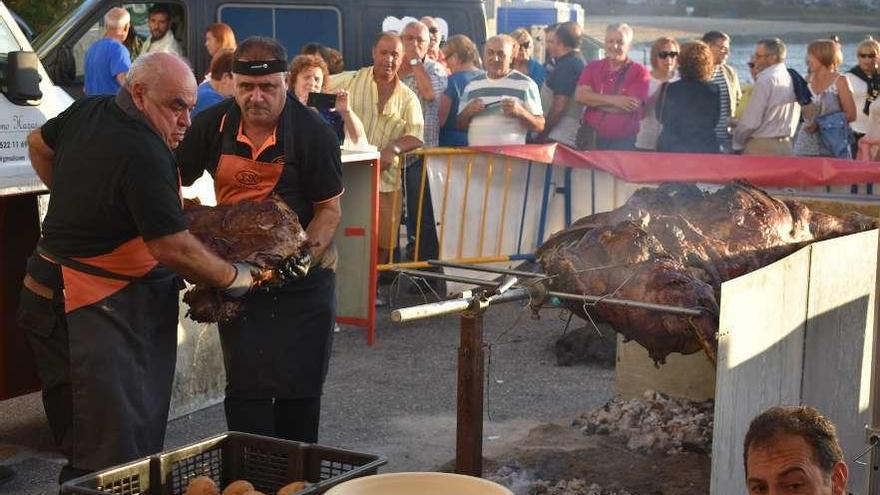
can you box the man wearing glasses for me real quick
[732,38,801,155]
[420,16,448,70]
[399,21,447,280]
[702,31,742,153]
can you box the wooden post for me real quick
[455,309,484,477]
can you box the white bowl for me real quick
[324,472,514,495]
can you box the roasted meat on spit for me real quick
[537,181,878,364]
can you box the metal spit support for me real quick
[389,261,706,478]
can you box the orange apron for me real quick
[214,116,283,204]
[39,237,162,314]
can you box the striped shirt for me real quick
[712,66,732,149]
[401,58,448,148]
[458,70,543,146]
[331,67,424,192]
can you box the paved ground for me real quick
[0,281,615,494]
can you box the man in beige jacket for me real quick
[703,31,742,153]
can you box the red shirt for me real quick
[577,58,650,139]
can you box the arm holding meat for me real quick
[146,230,241,288]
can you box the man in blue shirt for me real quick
[84,7,132,96]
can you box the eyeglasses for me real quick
[402,35,428,44]
[859,53,877,59]
[428,27,439,34]
[519,41,531,50]
[747,61,755,69]
[658,51,678,59]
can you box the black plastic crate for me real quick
[62,432,387,495]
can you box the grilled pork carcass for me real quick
[537,181,878,364]
[182,196,310,323]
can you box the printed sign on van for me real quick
[0,86,74,195]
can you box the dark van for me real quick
[34,0,488,97]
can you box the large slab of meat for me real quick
[537,181,878,365]
[182,196,310,323]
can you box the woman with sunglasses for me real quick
[845,38,880,158]
[635,37,679,151]
[511,28,548,88]
[656,41,721,153]
[794,39,857,158]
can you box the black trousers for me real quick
[597,135,636,151]
[218,269,335,443]
[17,278,179,479]
[403,158,440,262]
[224,396,322,443]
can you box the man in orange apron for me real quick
[175,37,343,442]
[18,53,260,483]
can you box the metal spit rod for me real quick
[390,267,703,322]
[427,260,548,278]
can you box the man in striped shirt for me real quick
[330,32,424,296]
[457,35,544,145]
[703,31,742,154]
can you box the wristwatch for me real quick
[409,57,422,66]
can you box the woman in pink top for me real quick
[574,23,650,150]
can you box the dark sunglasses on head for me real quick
[859,53,877,59]
[428,27,439,34]
[658,51,678,59]
[519,41,530,49]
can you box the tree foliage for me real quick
[7,0,84,35]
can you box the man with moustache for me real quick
[457,34,545,145]
[21,52,255,482]
[330,32,423,302]
[141,4,181,55]
[176,37,343,442]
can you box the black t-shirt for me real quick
[175,94,343,228]
[28,94,187,288]
[546,51,586,97]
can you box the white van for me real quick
[0,1,73,400]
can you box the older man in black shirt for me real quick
[21,52,257,483]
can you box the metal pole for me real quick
[547,291,704,317]
[456,305,485,477]
[392,288,531,323]
[427,260,547,278]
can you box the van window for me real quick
[0,16,22,54]
[219,5,342,55]
[69,3,187,82]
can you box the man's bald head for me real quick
[126,53,197,149]
[127,52,194,90]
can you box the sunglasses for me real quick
[658,51,678,59]
[519,41,530,50]
[859,53,877,59]
[747,61,755,69]
[428,27,439,34]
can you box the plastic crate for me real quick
[62,432,387,495]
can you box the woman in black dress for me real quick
[656,41,721,153]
